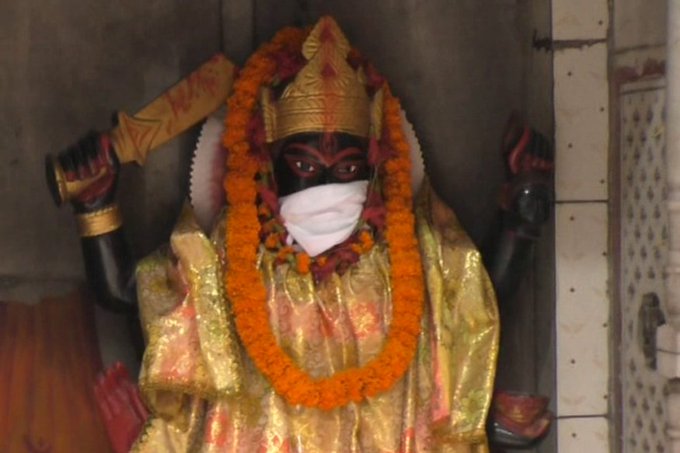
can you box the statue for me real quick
[49,17,552,452]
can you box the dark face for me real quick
[273,132,369,197]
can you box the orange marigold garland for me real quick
[222,26,425,410]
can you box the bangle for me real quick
[77,204,123,237]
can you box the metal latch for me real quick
[639,292,666,369]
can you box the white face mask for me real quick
[278,180,369,257]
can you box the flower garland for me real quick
[222,26,425,410]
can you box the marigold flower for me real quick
[296,252,311,274]
[359,230,374,251]
[276,246,294,262]
[264,233,279,249]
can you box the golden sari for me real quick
[131,186,498,453]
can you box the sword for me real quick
[46,54,235,206]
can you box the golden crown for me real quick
[261,17,383,143]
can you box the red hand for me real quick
[504,126,554,176]
[60,133,119,210]
[94,362,149,453]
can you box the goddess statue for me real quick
[50,16,552,453]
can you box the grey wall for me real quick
[1,0,546,301]
[1,1,224,301]
[614,0,666,50]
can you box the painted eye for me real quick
[333,161,365,181]
[336,164,359,174]
[295,160,316,172]
[285,155,320,177]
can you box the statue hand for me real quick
[94,362,149,453]
[502,116,553,177]
[500,117,554,233]
[56,132,119,213]
[487,391,552,449]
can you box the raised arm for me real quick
[481,116,554,449]
[51,132,136,313]
[45,55,237,312]
[482,116,554,303]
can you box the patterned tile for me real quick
[620,81,669,453]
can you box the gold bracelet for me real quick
[77,204,123,237]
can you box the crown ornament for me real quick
[261,17,383,143]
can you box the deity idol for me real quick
[50,16,553,453]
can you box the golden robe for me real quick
[131,186,499,453]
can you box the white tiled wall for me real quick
[555,204,609,416]
[552,0,671,451]
[552,0,611,450]
[553,0,608,40]
[554,44,609,201]
[557,417,610,453]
